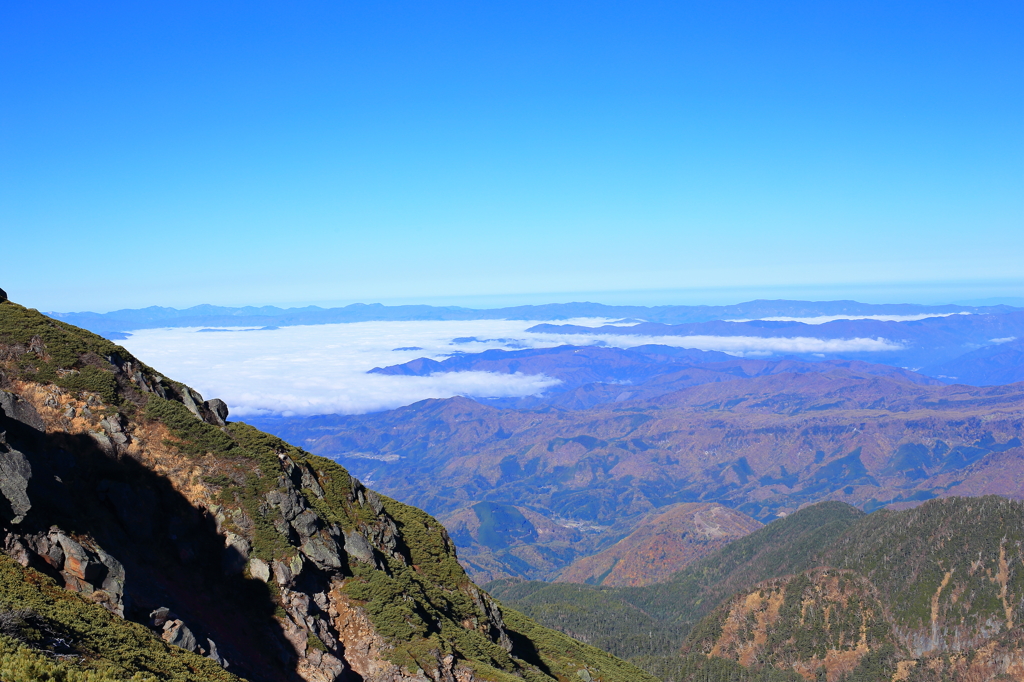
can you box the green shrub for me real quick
[0,556,239,682]
[144,396,235,456]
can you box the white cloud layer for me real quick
[118,319,903,416]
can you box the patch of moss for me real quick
[305,633,327,653]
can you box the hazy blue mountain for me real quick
[921,337,1024,385]
[48,299,1020,338]
[528,310,1024,369]
[370,345,942,410]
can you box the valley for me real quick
[253,366,1024,582]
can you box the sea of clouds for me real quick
[118,319,903,417]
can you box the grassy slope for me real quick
[0,556,239,682]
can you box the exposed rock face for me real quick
[206,398,229,426]
[0,446,31,524]
[0,389,45,431]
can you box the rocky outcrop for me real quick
[0,389,45,431]
[0,445,31,524]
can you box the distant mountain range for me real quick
[250,363,1024,583]
[47,299,1021,338]
[370,344,945,411]
[526,309,1024,371]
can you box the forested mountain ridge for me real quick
[0,300,653,682]
[491,497,1024,681]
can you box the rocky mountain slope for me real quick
[492,497,1024,681]
[0,299,653,682]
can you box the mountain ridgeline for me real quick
[489,496,1024,681]
[0,300,653,682]
[50,300,1021,340]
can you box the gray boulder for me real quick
[248,557,271,582]
[222,532,251,575]
[0,391,45,431]
[300,533,343,570]
[206,637,229,668]
[342,530,375,565]
[0,447,31,524]
[162,619,199,652]
[290,509,320,539]
[205,399,229,426]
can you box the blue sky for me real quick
[2,1,1022,312]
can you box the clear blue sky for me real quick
[2,1,1022,312]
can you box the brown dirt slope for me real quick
[554,503,762,587]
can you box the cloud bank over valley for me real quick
[118,318,910,416]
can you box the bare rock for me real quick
[342,530,375,565]
[53,532,107,583]
[273,559,293,586]
[3,532,31,567]
[95,547,126,615]
[266,489,303,522]
[0,447,31,524]
[88,431,116,456]
[163,619,199,653]
[149,607,172,628]
[178,386,205,421]
[0,390,45,431]
[300,533,343,571]
[249,557,271,582]
[222,532,251,575]
[24,532,63,569]
[205,399,229,426]
[100,417,129,446]
[206,637,229,669]
[0,288,6,303]
[300,465,325,498]
[291,509,320,539]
